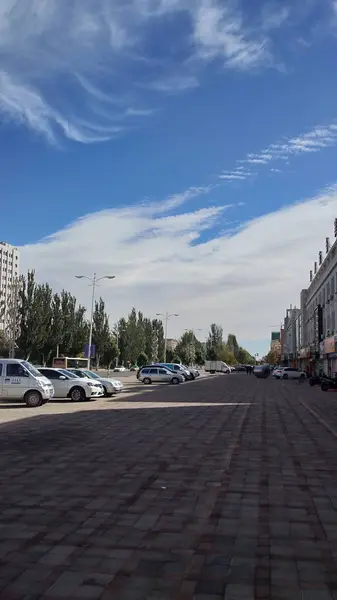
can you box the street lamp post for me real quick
[75,273,115,370]
[156,312,179,362]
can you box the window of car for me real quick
[149,368,158,374]
[6,363,28,377]
[158,369,167,374]
[141,368,149,374]
[0,364,2,376]
[39,369,62,380]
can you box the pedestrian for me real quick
[246,365,249,375]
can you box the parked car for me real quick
[276,367,306,380]
[272,368,284,378]
[154,363,194,380]
[68,368,123,396]
[138,366,184,385]
[0,359,54,407]
[114,366,126,372]
[38,368,104,401]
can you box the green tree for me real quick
[117,317,128,366]
[92,297,110,368]
[137,352,148,367]
[226,334,240,359]
[206,323,223,360]
[219,346,236,365]
[152,319,165,361]
[102,336,119,369]
[0,330,9,357]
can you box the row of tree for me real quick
[0,271,254,368]
[205,324,255,365]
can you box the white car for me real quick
[275,367,306,380]
[38,368,104,401]
[114,366,126,372]
[68,368,123,396]
[272,368,284,378]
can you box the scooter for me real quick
[309,375,321,387]
[321,377,337,392]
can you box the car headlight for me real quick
[87,382,96,388]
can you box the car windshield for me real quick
[59,369,79,378]
[83,370,100,379]
[22,361,43,378]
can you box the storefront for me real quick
[324,336,336,376]
[299,347,311,372]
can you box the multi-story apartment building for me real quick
[282,307,301,366]
[301,234,337,375]
[0,241,20,331]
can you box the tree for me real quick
[206,323,223,360]
[92,297,110,369]
[137,352,148,367]
[226,334,240,360]
[264,349,281,365]
[237,346,254,365]
[102,336,119,369]
[0,330,9,357]
[219,346,236,365]
[152,319,165,362]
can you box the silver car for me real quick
[139,366,184,385]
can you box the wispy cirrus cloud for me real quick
[0,0,309,144]
[220,122,337,183]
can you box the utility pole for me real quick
[156,312,179,362]
[75,273,115,370]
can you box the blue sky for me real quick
[2,0,337,355]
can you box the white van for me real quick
[0,359,54,407]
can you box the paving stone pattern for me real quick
[1,376,337,599]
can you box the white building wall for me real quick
[0,242,20,331]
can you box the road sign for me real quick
[84,344,96,358]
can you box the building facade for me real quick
[282,307,301,366]
[281,228,337,376]
[0,242,20,332]
[302,237,337,375]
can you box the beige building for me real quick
[0,242,20,331]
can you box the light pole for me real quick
[156,312,179,362]
[75,273,115,369]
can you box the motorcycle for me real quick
[321,377,337,392]
[309,375,321,387]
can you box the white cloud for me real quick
[221,122,337,182]
[193,0,269,69]
[20,184,337,353]
[0,0,289,143]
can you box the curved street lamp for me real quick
[75,273,115,369]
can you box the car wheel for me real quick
[171,377,180,385]
[143,377,151,385]
[70,386,86,402]
[24,390,43,407]
[282,373,288,380]
[103,385,113,398]
[321,383,329,392]
[190,373,195,380]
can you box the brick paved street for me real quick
[1,375,337,599]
